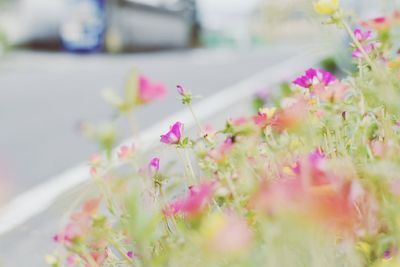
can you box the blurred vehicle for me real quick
[60,0,106,52]
[0,0,199,52]
[107,0,199,51]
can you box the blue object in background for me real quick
[60,0,106,52]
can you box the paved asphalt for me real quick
[0,46,300,201]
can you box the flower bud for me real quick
[149,157,160,174]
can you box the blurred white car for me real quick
[109,0,199,51]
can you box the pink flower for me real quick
[89,154,102,175]
[136,75,167,104]
[164,182,215,217]
[273,98,308,131]
[127,251,134,259]
[54,198,101,245]
[54,223,84,245]
[118,144,135,160]
[176,85,186,96]
[160,122,183,145]
[253,112,267,127]
[149,157,160,174]
[370,140,385,158]
[373,17,387,24]
[202,125,216,139]
[361,16,391,31]
[89,248,108,265]
[315,80,349,102]
[205,212,253,254]
[352,43,378,59]
[230,117,249,126]
[208,137,234,162]
[249,150,377,234]
[351,28,379,59]
[66,255,78,266]
[383,249,393,260]
[354,28,372,42]
[293,68,336,89]
[307,149,331,186]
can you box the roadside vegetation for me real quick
[47,1,400,266]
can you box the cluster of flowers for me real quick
[47,2,400,267]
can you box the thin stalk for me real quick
[158,185,178,235]
[176,148,193,184]
[93,173,123,218]
[222,172,241,210]
[108,238,135,266]
[184,148,198,182]
[341,19,376,70]
[187,104,204,134]
[82,251,101,267]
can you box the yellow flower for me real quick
[201,213,226,240]
[356,241,371,258]
[289,138,302,150]
[259,107,276,118]
[314,0,339,15]
[283,166,295,176]
[388,58,400,69]
[44,255,58,265]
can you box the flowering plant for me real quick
[47,3,400,267]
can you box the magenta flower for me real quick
[53,223,84,245]
[293,68,336,89]
[164,182,215,217]
[149,157,160,174]
[160,122,183,145]
[176,85,186,96]
[351,28,378,59]
[352,43,377,59]
[137,75,167,104]
[308,149,325,174]
[354,28,372,42]
[127,251,134,259]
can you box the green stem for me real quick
[184,148,198,182]
[176,148,193,184]
[108,238,135,266]
[83,251,101,267]
[341,18,376,70]
[93,173,123,218]
[187,104,204,134]
[221,172,241,210]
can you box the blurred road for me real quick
[0,44,328,267]
[0,46,302,201]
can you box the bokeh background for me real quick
[0,0,394,219]
[0,0,399,266]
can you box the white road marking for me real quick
[0,50,327,235]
